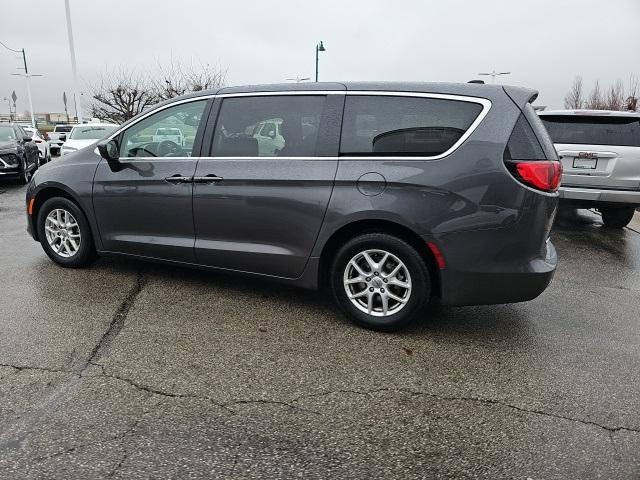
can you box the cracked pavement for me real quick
[0,183,639,479]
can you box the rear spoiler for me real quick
[502,86,538,109]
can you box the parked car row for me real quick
[0,121,119,184]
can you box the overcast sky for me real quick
[1,0,639,116]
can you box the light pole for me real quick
[478,70,511,83]
[1,40,41,128]
[3,97,12,121]
[315,41,326,82]
[64,0,83,123]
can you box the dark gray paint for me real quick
[26,82,559,306]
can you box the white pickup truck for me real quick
[46,124,74,155]
[152,127,185,146]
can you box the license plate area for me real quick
[572,157,597,169]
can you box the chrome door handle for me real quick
[165,175,192,184]
[192,174,223,184]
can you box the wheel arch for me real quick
[31,185,94,243]
[317,219,441,298]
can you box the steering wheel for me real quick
[157,140,182,157]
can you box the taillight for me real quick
[506,160,562,193]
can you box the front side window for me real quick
[212,95,326,157]
[340,95,484,156]
[120,100,207,158]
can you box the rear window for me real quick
[55,125,73,133]
[340,95,483,156]
[540,115,640,147]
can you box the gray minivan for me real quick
[26,82,560,331]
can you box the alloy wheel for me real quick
[343,249,412,317]
[44,209,81,258]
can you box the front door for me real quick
[93,99,210,262]
[192,93,343,278]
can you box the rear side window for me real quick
[539,115,640,147]
[504,114,546,160]
[212,95,325,157]
[340,95,483,156]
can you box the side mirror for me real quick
[97,138,121,170]
[23,136,32,142]
[59,135,67,141]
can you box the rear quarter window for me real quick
[540,115,640,147]
[340,95,484,157]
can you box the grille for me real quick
[0,154,19,167]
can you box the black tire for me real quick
[36,197,96,268]
[17,157,30,185]
[330,233,431,332]
[600,206,635,229]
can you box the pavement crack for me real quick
[96,366,319,415]
[0,364,72,375]
[95,365,236,414]
[83,269,147,368]
[293,387,640,434]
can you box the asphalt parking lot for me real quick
[0,181,639,479]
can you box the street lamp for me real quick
[1,40,41,128]
[478,70,511,83]
[315,41,326,82]
[11,72,43,128]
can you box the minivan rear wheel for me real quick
[600,206,636,229]
[330,233,431,331]
[36,197,96,268]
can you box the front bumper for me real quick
[0,168,20,179]
[560,186,640,205]
[439,239,557,306]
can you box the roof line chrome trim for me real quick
[108,91,492,161]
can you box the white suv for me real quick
[538,110,640,228]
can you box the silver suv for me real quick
[539,109,640,228]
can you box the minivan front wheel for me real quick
[600,206,636,229]
[331,233,431,331]
[37,197,96,268]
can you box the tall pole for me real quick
[64,0,83,123]
[21,49,36,128]
[314,41,325,82]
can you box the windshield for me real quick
[540,115,640,147]
[0,126,16,142]
[69,125,118,140]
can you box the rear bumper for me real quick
[439,240,557,306]
[560,186,640,205]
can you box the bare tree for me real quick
[626,73,638,111]
[89,70,158,124]
[152,59,227,101]
[564,76,584,109]
[89,61,227,123]
[604,79,625,110]
[585,80,605,110]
